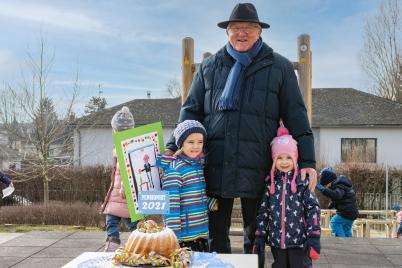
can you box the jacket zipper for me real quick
[281,174,286,249]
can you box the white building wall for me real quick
[74,127,174,167]
[315,127,402,167]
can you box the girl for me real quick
[253,123,321,268]
[157,120,216,252]
[101,106,138,252]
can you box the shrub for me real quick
[5,165,112,203]
[0,201,105,227]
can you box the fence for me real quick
[357,193,402,210]
[1,189,401,209]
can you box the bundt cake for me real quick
[113,220,191,267]
[124,220,180,257]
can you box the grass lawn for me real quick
[0,224,103,233]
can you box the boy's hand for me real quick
[315,183,325,192]
[301,168,317,191]
[305,233,321,260]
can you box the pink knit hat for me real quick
[270,123,298,194]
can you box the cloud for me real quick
[0,49,20,79]
[0,2,109,34]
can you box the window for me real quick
[341,138,377,163]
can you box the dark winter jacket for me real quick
[0,171,11,186]
[321,175,359,220]
[166,42,315,198]
[255,171,321,249]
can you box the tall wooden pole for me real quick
[297,34,312,125]
[182,37,194,104]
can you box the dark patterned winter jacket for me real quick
[255,171,321,249]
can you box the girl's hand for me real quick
[163,149,175,156]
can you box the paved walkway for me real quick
[0,231,401,267]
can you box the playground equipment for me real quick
[321,209,400,238]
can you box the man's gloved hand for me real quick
[252,235,266,255]
[315,183,325,192]
[305,233,321,260]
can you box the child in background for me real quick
[157,120,216,252]
[316,167,359,237]
[253,123,321,268]
[101,106,139,252]
[0,170,14,189]
[393,205,402,238]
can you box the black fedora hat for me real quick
[217,3,270,29]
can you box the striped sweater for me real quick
[157,153,209,242]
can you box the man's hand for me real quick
[300,167,317,191]
[163,149,175,156]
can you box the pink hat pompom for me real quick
[277,126,289,136]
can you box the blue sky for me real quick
[0,0,381,115]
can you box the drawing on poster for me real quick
[113,122,164,220]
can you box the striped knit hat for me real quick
[174,120,206,148]
[270,123,298,194]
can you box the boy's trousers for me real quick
[330,214,354,237]
[208,197,260,253]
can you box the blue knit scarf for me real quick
[218,38,263,111]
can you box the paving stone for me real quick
[22,231,73,239]
[321,237,371,245]
[0,246,43,257]
[385,254,402,266]
[325,252,393,266]
[369,238,402,246]
[323,242,381,254]
[12,257,71,268]
[1,232,402,267]
[31,246,100,258]
[4,238,59,247]
[374,244,402,254]
[51,238,104,248]
[67,231,105,239]
[323,265,395,268]
[0,233,23,245]
[0,257,25,268]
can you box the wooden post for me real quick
[296,34,312,125]
[182,37,194,104]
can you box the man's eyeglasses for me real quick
[228,25,261,33]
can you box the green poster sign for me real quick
[113,122,164,221]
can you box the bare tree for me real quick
[0,37,78,204]
[360,0,402,102]
[166,78,181,98]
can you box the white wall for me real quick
[74,127,174,167]
[314,127,402,167]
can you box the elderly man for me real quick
[166,3,317,254]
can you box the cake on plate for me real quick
[112,220,191,267]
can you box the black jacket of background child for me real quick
[320,175,359,220]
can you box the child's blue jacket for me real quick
[157,154,209,242]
